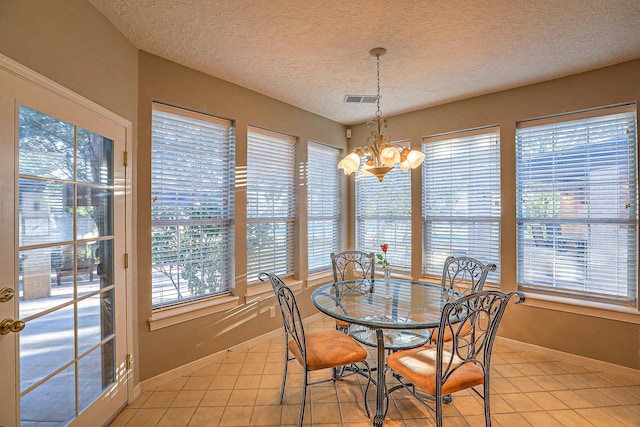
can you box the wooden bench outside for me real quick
[56,258,95,286]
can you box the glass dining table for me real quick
[311,278,462,426]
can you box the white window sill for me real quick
[420,276,640,324]
[148,294,240,331]
[245,277,303,304]
[521,291,640,324]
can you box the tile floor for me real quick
[108,316,640,426]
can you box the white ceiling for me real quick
[88,0,640,126]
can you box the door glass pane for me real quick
[19,244,74,312]
[77,239,114,297]
[20,304,74,392]
[19,179,74,245]
[77,185,113,238]
[21,365,76,426]
[19,106,74,180]
[77,127,113,185]
[78,340,115,413]
[78,289,114,354]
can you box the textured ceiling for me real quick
[88,0,640,125]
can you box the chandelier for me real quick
[338,47,425,182]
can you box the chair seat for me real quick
[289,330,367,371]
[386,345,484,396]
[335,319,349,328]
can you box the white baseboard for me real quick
[497,336,640,380]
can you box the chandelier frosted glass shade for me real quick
[400,149,426,172]
[381,146,400,167]
[338,152,360,174]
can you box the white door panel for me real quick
[0,57,129,427]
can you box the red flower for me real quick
[377,244,390,268]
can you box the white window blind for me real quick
[356,146,412,272]
[151,103,235,309]
[422,127,501,280]
[247,127,296,283]
[307,142,340,273]
[516,104,638,305]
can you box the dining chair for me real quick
[431,256,497,343]
[330,251,376,332]
[386,290,525,426]
[331,250,376,282]
[259,272,372,427]
[442,256,497,295]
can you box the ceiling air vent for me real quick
[344,95,378,104]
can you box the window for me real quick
[422,127,501,279]
[516,104,638,305]
[307,142,340,273]
[356,145,412,273]
[151,103,235,308]
[247,127,296,283]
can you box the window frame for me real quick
[515,103,638,306]
[150,102,235,310]
[421,126,502,282]
[246,126,297,284]
[307,141,341,274]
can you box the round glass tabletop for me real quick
[311,278,461,330]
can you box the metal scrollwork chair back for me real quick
[386,290,525,427]
[431,256,498,344]
[259,272,371,427]
[330,251,375,332]
[331,251,376,282]
[442,256,497,296]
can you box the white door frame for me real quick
[0,53,135,426]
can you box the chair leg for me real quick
[299,369,309,427]
[435,390,443,427]
[362,361,372,418]
[484,382,492,427]
[279,346,288,404]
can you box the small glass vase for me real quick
[384,266,392,299]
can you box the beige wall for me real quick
[0,0,138,124]
[349,58,640,369]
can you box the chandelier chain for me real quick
[376,54,382,118]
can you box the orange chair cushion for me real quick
[288,330,367,371]
[386,345,484,396]
[430,321,472,343]
[335,319,349,328]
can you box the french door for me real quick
[0,57,130,426]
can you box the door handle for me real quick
[0,287,15,302]
[0,318,25,335]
